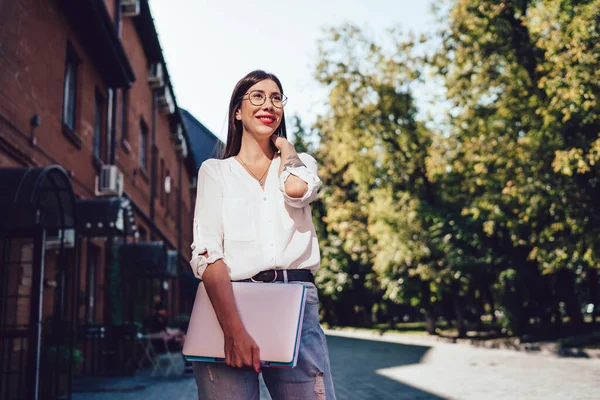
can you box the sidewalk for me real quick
[71,330,600,400]
[323,327,600,359]
[72,367,273,400]
[72,369,194,396]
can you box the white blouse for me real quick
[189,153,322,281]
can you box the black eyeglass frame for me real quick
[242,90,288,109]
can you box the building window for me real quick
[140,119,148,170]
[62,45,79,131]
[169,182,176,219]
[93,90,105,161]
[121,88,129,142]
[165,169,171,214]
[85,244,100,323]
[160,159,165,205]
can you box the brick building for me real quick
[0,1,202,398]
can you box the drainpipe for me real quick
[114,0,122,37]
[105,89,113,163]
[109,0,123,164]
[109,89,118,165]
[177,160,183,253]
[150,89,157,239]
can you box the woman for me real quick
[189,70,336,399]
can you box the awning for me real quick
[119,242,177,278]
[0,166,76,234]
[76,198,137,237]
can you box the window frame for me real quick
[140,118,149,171]
[121,88,131,152]
[62,42,82,148]
[160,158,165,206]
[93,88,106,162]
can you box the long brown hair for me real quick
[222,70,288,159]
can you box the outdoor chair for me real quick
[135,332,184,377]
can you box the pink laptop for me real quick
[182,281,306,368]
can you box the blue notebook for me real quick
[182,281,306,368]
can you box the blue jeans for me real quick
[192,282,336,399]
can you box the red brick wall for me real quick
[0,0,192,249]
[0,0,195,321]
[0,0,109,198]
[118,15,192,256]
[117,17,154,217]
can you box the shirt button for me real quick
[263,197,267,201]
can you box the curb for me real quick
[323,328,600,359]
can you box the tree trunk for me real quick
[484,282,498,325]
[590,269,599,329]
[423,308,437,335]
[421,280,437,335]
[475,298,485,332]
[561,269,585,333]
[503,273,527,336]
[473,285,486,332]
[454,297,467,338]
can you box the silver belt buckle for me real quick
[251,270,277,283]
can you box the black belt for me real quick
[240,269,314,284]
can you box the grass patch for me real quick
[558,331,600,349]
[325,324,430,336]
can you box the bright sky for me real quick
[149,0,437,142]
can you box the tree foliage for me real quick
[311,0,600,337]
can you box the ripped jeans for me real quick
[192,282,336,399]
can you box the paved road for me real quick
[73,331,600,400]
[325,331,600,400]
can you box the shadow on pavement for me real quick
[72,336,446,399]
[72,368,193,394]
[326,335,447,400]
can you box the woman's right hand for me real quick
[224,327,261,373]
[201,260,261,373]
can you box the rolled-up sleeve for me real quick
[279,152,322,209]
[190,162,224,279]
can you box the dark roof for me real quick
[134,0,195,176]
[181,109,224,169]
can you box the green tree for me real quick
[430,0,600,333]
[289,115,313,154]
[311,0,600,337]
[313,25,455,332]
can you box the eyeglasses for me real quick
[243,90,288,109]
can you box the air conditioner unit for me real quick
[148,62,164,89]
[157,87,175,115]
[179,141,188,158]
[170,124,182,141]
[95,165,124,197]
[45,228,76,249]
[173,131,183,146]
[122,0,140,17]
[175,132,188,157]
